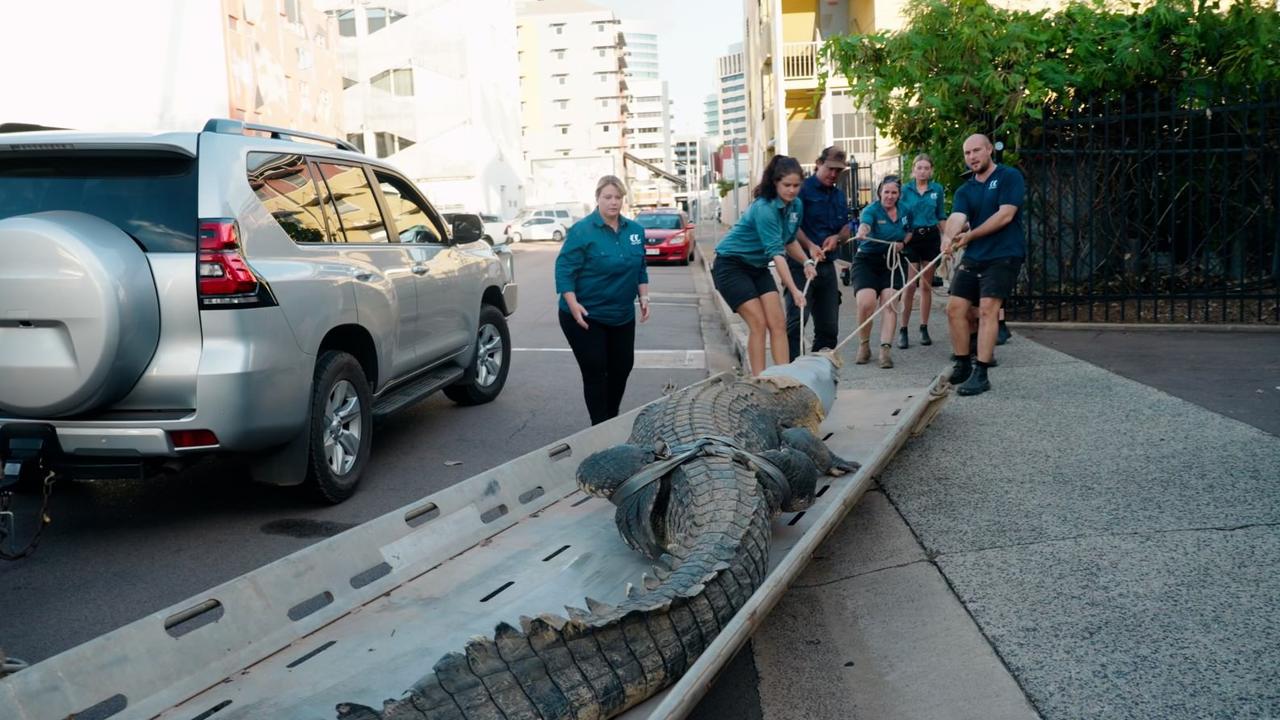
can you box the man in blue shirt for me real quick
[786,146,852,359]
[942,134,1026,396]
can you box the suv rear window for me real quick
[0,153,198,252]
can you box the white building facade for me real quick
[320,0,525,217]
[517,0,628,209]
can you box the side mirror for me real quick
[451,217,483,244]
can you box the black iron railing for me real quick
[1010,89,1280,323]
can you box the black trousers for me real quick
[784,259,841,360]
[559,311,636,425]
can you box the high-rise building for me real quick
[619,19,676,206]
[3,0,341,135]
[516,0,628,208]
[704,93,721,137]
[321,0,525,217]
[717,43,747,144]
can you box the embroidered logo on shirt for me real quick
[988,179,999,189]
[629,233,641,245]
[789,211,798,225]
[930,192,937,199]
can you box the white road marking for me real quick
[512,348,707,369]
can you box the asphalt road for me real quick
[0,241,724,675]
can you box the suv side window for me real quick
[374,171,448,244]
[314,162,390,243]
[246,152,331,244]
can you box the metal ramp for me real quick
[0,372,949,720]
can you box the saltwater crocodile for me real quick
[337,364,856,720]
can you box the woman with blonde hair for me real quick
[898,153,947,348]
[555,176,650,425]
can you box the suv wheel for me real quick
[444,305,511,406]
[511,232,522,243]
[552,230,564,242]
[304,351,373,503]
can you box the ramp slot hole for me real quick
[480,504,509,523]
[822,432,834,441]
[891,408,901,416]
[287,591,334,621]
[286,640,337,669]
[164,599,224,638]
[189,700,233,720]
[816,484,830,498]
[542,544,571,562]
[519,485,546,504]
[548,443,572,461]
[350,561,393,589]
[570,495,593,507]
[404,502,440,528]
[787,512,806,526]
[72,694,128,720]
[481,581,515,602]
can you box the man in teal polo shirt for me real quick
[942,134,1026,396]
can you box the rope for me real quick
[832,249,949,355]
[797,275,812,357]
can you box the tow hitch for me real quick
[0,423,59,561]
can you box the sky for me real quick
[589,0,745,135]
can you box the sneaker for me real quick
[879,343,893,368]
[997,321,1012,345]
[897,327,909,349]
[948,355,972,385]
[841,269,853,287]
[855,341,871,364]
[919,325,932,346]
[957,363,991,396]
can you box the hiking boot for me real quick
[957,362,991,396]
[948,354,972,385]
[855,340,871,364]
[919,324,933,346]
[879,343,893,368]
[897,327,909,349]
[997,321,1012,345]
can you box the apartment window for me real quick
[599,49,606,57]
[371,68,413,96]
[560,126,569,135]
[597,23,604,31]
[557,99,569,110]
[345,133,365,153]
[552,23,564,34]
[332,9,356,37]
[366,7,406,34]
[374,132,415,158]
[601,99,609,107]
[555,49,565,60]
[831,90,876,164]
[554,74,567,85]
[282,0,301,25]
[602,125,610,132]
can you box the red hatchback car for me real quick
[635,209,695,265]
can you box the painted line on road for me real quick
[512,348,707,369]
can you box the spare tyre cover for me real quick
[0,210,161,418]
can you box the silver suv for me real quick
[0,120,517,503]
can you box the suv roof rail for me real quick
[202,118,360,154]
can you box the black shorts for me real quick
[851,252,906,294]
[904,226,942,265]
[950,256,1024,303]
[713,254,778,311]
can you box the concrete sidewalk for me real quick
[692,226,1280,719]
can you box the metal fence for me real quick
[1012,89,1280,324]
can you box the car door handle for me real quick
[411,264,428,275]
[352,269,373,282]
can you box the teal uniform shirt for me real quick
[901,180,946,230]
[555,209,650,326]
[856,201,910,254]
[714,195,804,267]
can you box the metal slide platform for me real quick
[1,373,949,720]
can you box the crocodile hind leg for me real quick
[779,427,860,476]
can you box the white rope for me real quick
[832,250,949,355]
[797,274,812,357]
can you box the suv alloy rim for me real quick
[476,324,504,388]
[323,379,362,475]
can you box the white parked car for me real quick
[480,213,507,244]
[509,216,567,243]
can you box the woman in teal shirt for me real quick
[851,176,910,368]
[712,155,816,375]
[898,153,947,349]
[555,176,650,425]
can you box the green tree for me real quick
[821,0,1280,189]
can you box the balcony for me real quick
[781,41,847,90]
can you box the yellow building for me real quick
[742,0,1065,193]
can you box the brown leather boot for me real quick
[855,340,871,364]
[879,343,894,368]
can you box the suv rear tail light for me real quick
[197,219,276,309]
[170,429,219,449]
